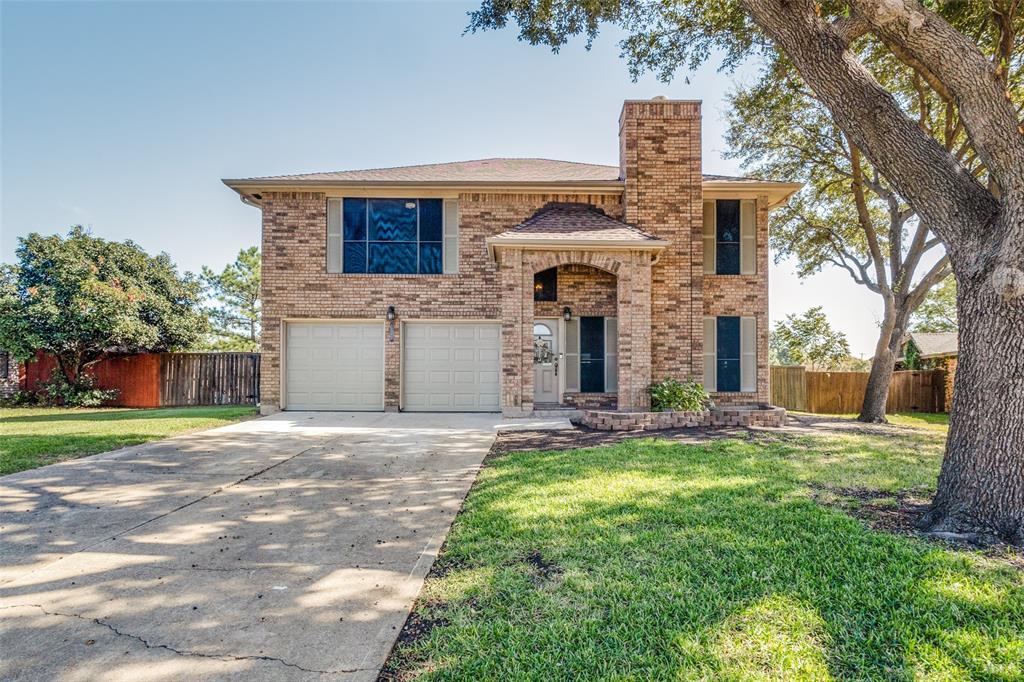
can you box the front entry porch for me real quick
[489,230,666,416]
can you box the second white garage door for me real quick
[285,322,384,411]
[403,322,500,412]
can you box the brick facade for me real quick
[255,98,776,414]
[701,195,772,404]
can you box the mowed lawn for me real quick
[388,418,1024,680]
[0,406,257,475]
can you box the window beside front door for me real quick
[563,316,618,394]
[703,316,757,393]
[703,199,756,275]
[326,198,458,274]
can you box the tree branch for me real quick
[852,0,1024,193]
[741,0,1000,247]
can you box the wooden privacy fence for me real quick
[771,366,946,414]
[160,353,260,406]
[22,352,260,407]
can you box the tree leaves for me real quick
[0,227,206,383]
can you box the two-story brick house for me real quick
[224,99,799,416]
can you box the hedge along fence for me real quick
[771,366,946,414]
[21,352,260,407]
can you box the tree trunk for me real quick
[859,304,912,423]
[919,275,1024,544]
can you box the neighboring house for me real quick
[0,350,19,400]
[902,331,958,410]
[224,98,800,416]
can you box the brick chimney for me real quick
[618,98,704,383]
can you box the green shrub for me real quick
[38,371,119,407]
[649,377,712,412]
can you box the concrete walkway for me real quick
[0,412,567,681]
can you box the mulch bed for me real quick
[490,422,749,457]
[812,485,1024,570]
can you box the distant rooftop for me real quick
[908,331,959,358]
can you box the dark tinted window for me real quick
[418,199,443,241]
[343,198,367,241]
[368,242,417,274]
[716,316,741,392]
[716,200,741,275]
[342,198,443,274]
[534,267,558,302]
[580,316,606,393]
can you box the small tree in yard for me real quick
[913,275,958,333]
[199,247,261,352]
[0,227,205,401]
[470,0,1024,543]
[770,307,852,370]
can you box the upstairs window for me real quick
[534,267,558,301]
[703,199,757,275]
[716,200,741,275]
[327,198,459,274]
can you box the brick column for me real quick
[499,248,529,416]
[616,252,653,409]
[384,317,401,411]
[520,260,535,413]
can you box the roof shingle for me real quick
[909,331,958,358]
[225,158,785,186]
[491,203,661,242]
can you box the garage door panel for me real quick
[403,322,500,412]
[286,322,383,411]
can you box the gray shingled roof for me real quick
[492,203,662,242]
[225,158,779,185]
[909,332,958,358]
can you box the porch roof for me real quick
[486,203,669,257]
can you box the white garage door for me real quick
[285,322,384,411]
[403,322,500,412]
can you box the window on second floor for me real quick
[326,198,459,274]
[703,199,756,275]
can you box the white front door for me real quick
[533,320,560,404]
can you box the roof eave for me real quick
[485,236,669,261]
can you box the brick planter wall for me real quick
[579,405,786,431]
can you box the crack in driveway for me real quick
[2,605,369,676]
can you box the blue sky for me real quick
[1,0,885,356]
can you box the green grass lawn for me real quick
[388,424,1023,680]
[797,411,951,433]
[0,405,257,475]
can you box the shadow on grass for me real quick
[388,437,1023,680]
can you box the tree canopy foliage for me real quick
[199,247,261,352]
[0,227,205,386]
[912,275,958,333]
[770,307,852,370]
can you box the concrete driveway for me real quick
[0,412,562,681]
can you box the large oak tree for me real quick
[470,0,1024,543]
